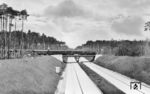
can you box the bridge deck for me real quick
[32,50,96,55]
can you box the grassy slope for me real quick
[95,55,150,85]
[0,56,62,94]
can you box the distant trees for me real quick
[76,40,145,56]
[114,42,144,56]
[0,30,67,49]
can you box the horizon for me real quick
[1,0,150,48]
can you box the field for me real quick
[0,55,62,94]
[95,55,150,85]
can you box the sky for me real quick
[1,0,150,48]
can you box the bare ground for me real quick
[0,55,62,94]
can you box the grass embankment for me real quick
[0,55,62,94]
[80,63,125,94]
[95,55,150,85]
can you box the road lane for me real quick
[73,63,103,94]
[65,63,83,94]
[55,56,103,94]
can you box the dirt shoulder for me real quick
[95,55,150,85]
[0,55,62,94]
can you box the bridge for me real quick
[31,50,96,55]
[30,50,96,62]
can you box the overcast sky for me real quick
[1,0,150,48]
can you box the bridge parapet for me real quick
[32,50,96,55]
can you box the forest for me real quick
[76,40,150,56]
[0,30,67,50]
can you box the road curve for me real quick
[80,57,150,94]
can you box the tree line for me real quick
[0,30,67,49]
[76,40,149,56]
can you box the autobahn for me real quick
[55,56,103,94]
[53,55,150,94]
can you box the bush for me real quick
[114,43,143,56]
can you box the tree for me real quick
[19,9,29,56]
[145,21,150,31]
[144,21,150,56]
[6,6,20,58]
[0,3,7,58]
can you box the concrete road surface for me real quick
[55,56,103,94]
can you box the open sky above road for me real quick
[1,0,150,48]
